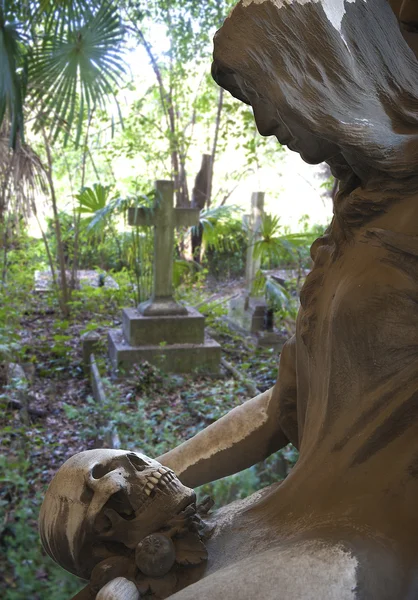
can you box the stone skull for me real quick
[39,449,196,580]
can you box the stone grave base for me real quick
[108,329,221,374]
[256,331,285,350]
[227,294,283,348]
[122,306,205,346]
[228,294,267,334]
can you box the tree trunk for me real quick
[207,88,224,209]
[42,130,70,317]
[191,154,212,263]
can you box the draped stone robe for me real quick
[170,182,418,600]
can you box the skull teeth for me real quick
[144,469,177,498]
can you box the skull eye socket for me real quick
[127,453,149,471]
[91,463,110,479]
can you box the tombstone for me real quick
[34,269,119,292]
[227,192,282,347]
[108,180,221,374]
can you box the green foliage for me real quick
[203,215,247,279]
[197,204,241,253]
[197,443,298,507]
[252,213,318,270]
[1,0,126,146]
[0,7,26,145]
[0,444,84,599]
[0,233,44,363]
[63,362,178,454]
[76,183,115,220]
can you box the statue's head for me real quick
[39,449,195,579]
[212,0,418,179]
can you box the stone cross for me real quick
[128,180,200,316]
[244,191,265,295]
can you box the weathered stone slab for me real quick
[108,329,221,374]
[109,180,221,375]
[122,307,205,346]
[81,331,101,372]
[34,269,119,292]
[129,181,199,315]
[245,191,264,292]
[228,295,267,334]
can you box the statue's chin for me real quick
[290,146,336,166]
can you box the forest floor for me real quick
[0,276,298,599]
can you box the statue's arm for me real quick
[158,337,298,488]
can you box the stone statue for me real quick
[39,0,418,597]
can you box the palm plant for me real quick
[0,0,126,147]
[251,212,320,330]
[252,213,317,271]
[193,204,242,258]
[76,185,156,304]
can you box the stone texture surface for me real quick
[244,191,264,291]
[122,307,205,346]
[108,329,221,374]
[39,2,418,599]
[81,331,101,372]
[228,294,267,333]
[128,181,199,315]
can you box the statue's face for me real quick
[249,93,340,165]
[212,5,341,166]
[213,0,418,168]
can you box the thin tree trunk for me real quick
[1,162,14,283]
[34,211,58,288]
[207,87,224,209]
[191,154,211,262]
[71,115,92,291]
[42,130,70,317]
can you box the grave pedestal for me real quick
[228,295,267,334]
[108,180,221,375]
[227,294,283,348]
[109,306,221,374]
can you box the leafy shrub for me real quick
[203,217,247,279]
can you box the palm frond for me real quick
[193,204,242,254]
[76,182,113,214]
[0,10,27,146]
[251,213,317,264]
[196,203,241,231]
[30,2,125,145]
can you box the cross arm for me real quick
[175,208,200,228]
[128,206,155,227]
